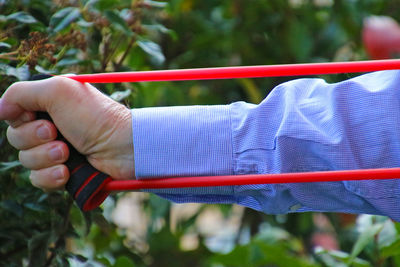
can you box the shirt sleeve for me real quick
[131,70,400,221]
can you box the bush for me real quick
[1,0,400,266]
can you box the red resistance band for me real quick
[69,59,400,83]
[42,59,400,211]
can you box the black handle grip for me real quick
[30,74,111,211]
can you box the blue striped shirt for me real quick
[132,70,400,221]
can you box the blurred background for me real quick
[1,0,400,266]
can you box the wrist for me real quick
[87,105,134,179]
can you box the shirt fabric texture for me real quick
[131,70,400,221]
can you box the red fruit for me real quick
[363,16,400,59]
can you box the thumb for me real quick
[0,76,74,121]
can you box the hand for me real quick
[0,76,134,191]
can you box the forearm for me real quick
[132,105,236,203]
[132,70,400,221]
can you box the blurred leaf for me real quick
[143,24,178,40]
[0,42,12,49]
[255,241,319,267]
[38,193,49,203]
[378,219,397,249]
[77,19,94,28]
[356,214,374,232]
[23,202,46,212]
[144,0,168,8]
[56,58,82,67]
[286,20,313,62]
[55,256,69,267]
[395,255,400,267]
[238,78,262,103]
[49,7,81,33]
[149,194,170,220]
[0,200,23,217]
[380,238,400,258]
[348,223,384,264]
[110,89,131,102]
[255,223,290,243]
[92,209,113,234]
[211,244,249,266]
[94,0,120,11]
[104,10,133,36]
[34,65,56,75]
[0,161,22,172]
[7,12,37,24]
[315,247,371,267]
[71,254,88,263]
[28,232,50,267]
[249,242,264,264]
[113,256,135,267]
[212,240,319,267]
[137,39,165,66]
[0,64,30,80]
[395,221,400,233]
[94,256,112,266]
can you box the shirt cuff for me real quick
[131,105,235,198]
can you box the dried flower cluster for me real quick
[18,32,56,68]
[12,1,154,70]
[55,28,87,51]
[17,28,88,69]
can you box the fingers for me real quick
[30,165,69,191]
[6,114,69,191]
[7,118,70,192]
[7,119,58,150]
[18,141,69,170]
[21,140,70,191]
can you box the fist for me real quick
[0,76,134,191]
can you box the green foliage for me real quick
[49,7,81,33]
[1,0,400,266]
[211,223,320,267]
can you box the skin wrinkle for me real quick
[52,82,134,179]
[87,103,134,179]
[47,78,95,148]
